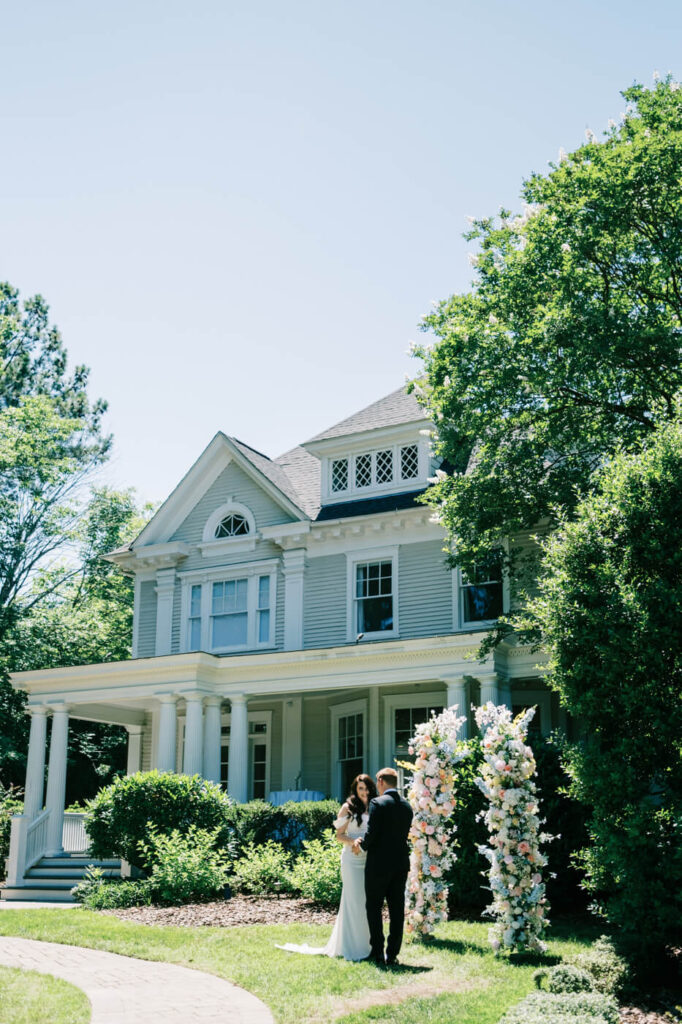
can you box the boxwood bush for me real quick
[85,771,233,871]
[499,990,620,1024]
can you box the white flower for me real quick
[467,253,479,267]
[608,118,617,129]
[671,82,680,92]
[585,128,596,143]
[653,69,660,81]
[558,147,567,163]
[561,242,571,253]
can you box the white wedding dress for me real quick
[277,811,371,961]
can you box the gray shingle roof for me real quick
[304,385,426,443]
[273,445,321,519]
[228,436,309,516]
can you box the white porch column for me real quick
[282,549,306,651]
[183,695,204,776]
[157,695,178,772]
[203,698,222,785]
[44,706,70,857]
[498,676,512,711]
[281,696,302,790]
[126,725,144,776]
[23,707,48,821]
[155,568,176,656]
[227,694,249,803]
[444,676,469,740]
[368,687,380,777]
[478,673,500,711]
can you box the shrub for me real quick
[279,800,340,849]
[499,990,620,1024]
[568,936,630,997]
[534,964,594,993]
[0,785,23,878]
[230,841,295,896]
[85,771,233,871]
[288,833,342,907]
[72,867,152,910]
[141,826,232,905]
[223,801,287,856]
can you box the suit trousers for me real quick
[364,864,408,961]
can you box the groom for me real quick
[353,767,413,966]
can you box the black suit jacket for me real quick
[360,789,413,874]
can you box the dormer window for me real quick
[215,513,250,538]
[328,443,423,498]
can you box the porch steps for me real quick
[1,853,122,903]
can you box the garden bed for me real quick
[103,893,338,928]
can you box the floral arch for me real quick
[404,702,549,953]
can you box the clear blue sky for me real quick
[2,1,681,504]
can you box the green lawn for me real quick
[0,910,599,1024]
[0,963,91,1024]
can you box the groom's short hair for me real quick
[377,768,398,788]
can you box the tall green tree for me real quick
[1,487,152,798]
[413,78,682,592]
[529,417,682,971]
[0,283,110,644]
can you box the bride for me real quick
[277,773,377,961]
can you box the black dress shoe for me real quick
[385,957,399,966]
[359,955,385,966]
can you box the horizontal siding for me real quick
[301,696,331,794]
[399,540,453,638]
[137,581,157,657]
[170,461,294,572]
[303,554,347,648]
[275,569,285,651]
[141,717,152,773]
[171,578,182,654]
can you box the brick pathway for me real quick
[0,936,275,1024]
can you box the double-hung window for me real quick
[459,554,503,626]
[182,563,277,653]
[347,548,398,640]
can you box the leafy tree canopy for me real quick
[527,414,682,968]
[0,283,111,642]
[413,77,682,587]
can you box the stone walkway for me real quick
[0,936,275,1024]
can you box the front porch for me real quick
[4,633,550,899]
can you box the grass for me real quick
[0,963,91,1024]
[0,910,600,1024]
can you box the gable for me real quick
[170,460,297,547]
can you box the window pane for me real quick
[258,609,270,643]
[332,458,348,492]
[258,575,270,608]
[376,449,393,483]
[355,453,372,488]
[215,513,250,538]
[400,444,419,479]
[358,595,393,632]
[212,612,248,647]
[190,585,202,616]
[189,617,201,650]
[462,582,503,622]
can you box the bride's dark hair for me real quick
[347,774,377,825]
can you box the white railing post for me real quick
[5,816,28,887]
[23,706,48,821]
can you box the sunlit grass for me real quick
[0,909,598,1024]
[0,963,91,1024]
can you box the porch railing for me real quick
[25,808,51,868]
[62,813,89,853]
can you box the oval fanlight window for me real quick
[215,513,250,538]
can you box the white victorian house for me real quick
[4,385,554,900]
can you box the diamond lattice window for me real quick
[400,444,419,479]
[355,453,372,488]
[376,449,394,484]
[331,458,349,492]
[215,513,250,538]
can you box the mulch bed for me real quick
[105,894,338,928]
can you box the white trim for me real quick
[199,499,258,556]
[132,576,141,658]
[322,439,429,505]
[303,420,430,460]
[330,697,368,801]
[345,545,399,642]
[382,690,446,774]
[179,560,279,654]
